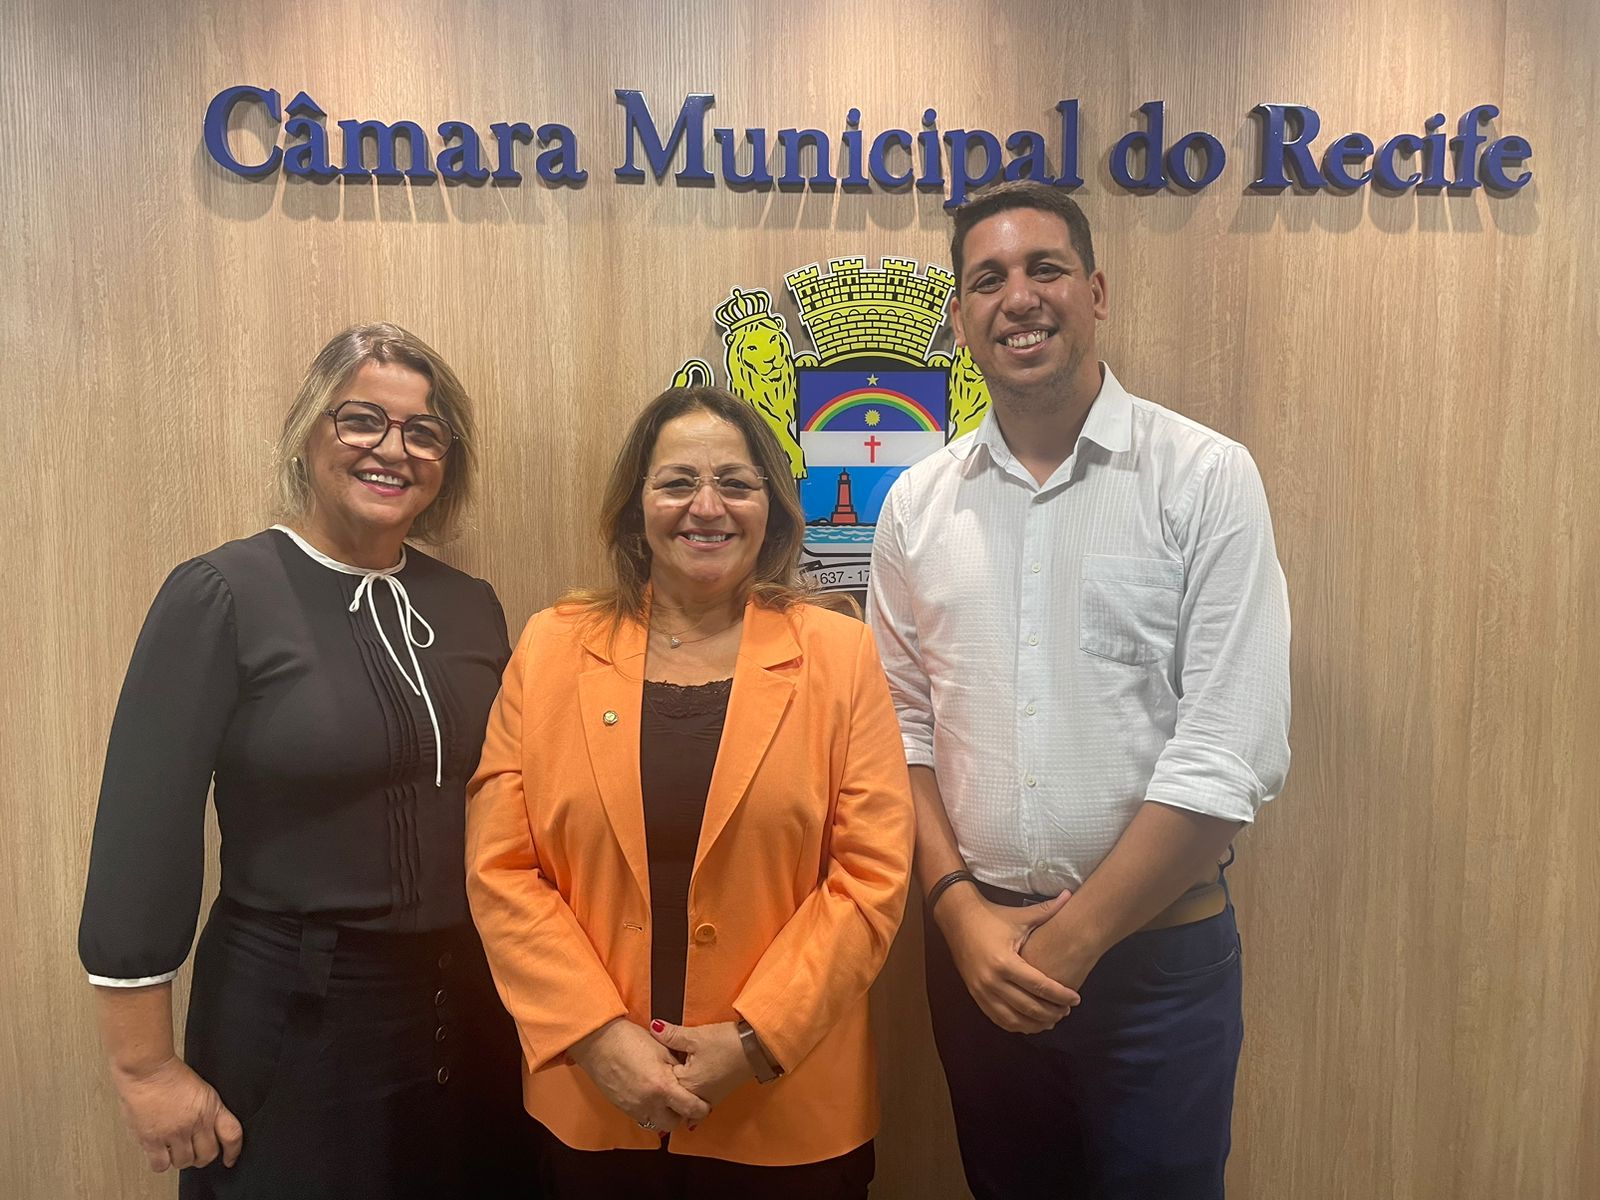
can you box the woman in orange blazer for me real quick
[467,385,914,1197]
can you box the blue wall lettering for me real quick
[203,86,282,177]
[839,109,868,188]
[869,129,914,187]
[716,127,774,187]
[437,121,490,182]
[282,92,336,178]
[943,126,1002,205]
[777,129,835,188]
[490,123,534,183]
[1323,132,1375,190]
[1482,135,1532,192]
[203,87,586,186]
[1252,103,1532,194]
[534,124,587,184]
[1167,130,1226,190]
[338,119,436,180]
[918,110,946,190]
[614,90,714,182]
[1110,100,1170,190]
[201,87,1531,199]
[1250,104,1326,190]
[1374,133,1424,191]
[1053,99,1083,188]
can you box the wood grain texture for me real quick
[4,1,1596,1196]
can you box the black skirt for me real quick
[180,897,536,1199]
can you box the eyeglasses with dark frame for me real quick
[323,400,457,461]
[643,468,768,504]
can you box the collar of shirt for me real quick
[272,523,408,576]
[952,362,1135,491]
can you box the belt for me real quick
[975,878,1228,932]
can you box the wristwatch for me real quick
[736,1018,783,1084]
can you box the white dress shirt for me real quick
[866,365,1291,895]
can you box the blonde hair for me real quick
[273,323,478,543]
[562,386,830,636]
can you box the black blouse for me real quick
[639,677,732,1026]
[78,528,510,983]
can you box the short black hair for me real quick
[950,180,1096,289]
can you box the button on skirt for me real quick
[179,897,535,1199]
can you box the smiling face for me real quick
[950,206,1109,410]
[642,410,770,603]
[301,360,444,555]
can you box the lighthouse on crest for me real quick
[828,469,860,525]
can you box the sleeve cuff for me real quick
[1144,745,1275,824]
[902,737,935,768]
[87,969,180,988]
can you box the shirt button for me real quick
[436,1066,450,1085]
[693,922,717,945]
[435,1026,448,1043]
[1028,634,1039,646]
[1030,562,1041,573]
[1025,703,1037,716]
[434,988,448,1006]
[1025,774,1037,788]
[437,951,453,970]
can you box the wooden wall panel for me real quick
[3,1,1596,1196]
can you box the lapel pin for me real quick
[603,710,619,726]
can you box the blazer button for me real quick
[692,922,717,945]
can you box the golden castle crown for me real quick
[784,257,956,365]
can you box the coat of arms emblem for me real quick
[673,257,992,595]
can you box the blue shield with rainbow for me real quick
[796,367,948,584]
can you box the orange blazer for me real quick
[466,598,914,1166]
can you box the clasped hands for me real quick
[938,887,1097,1035]
[567,1015,754,1135]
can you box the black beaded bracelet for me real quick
[926,868,978,912]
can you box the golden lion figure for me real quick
[926,344,992,442]
[674,289,812,479]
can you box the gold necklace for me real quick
[652,613,742,649]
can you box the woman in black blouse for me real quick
[79,324,530,1198]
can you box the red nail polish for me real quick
[687,1123,698,1132]
[650,1019,665,1033]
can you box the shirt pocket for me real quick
[1078,554,1184,666]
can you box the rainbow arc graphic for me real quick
[801,388,943,433]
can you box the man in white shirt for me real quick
[867,180,1291,1199]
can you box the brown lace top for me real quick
[640,677,732,1024]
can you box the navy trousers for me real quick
[924,885,1244,1200]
